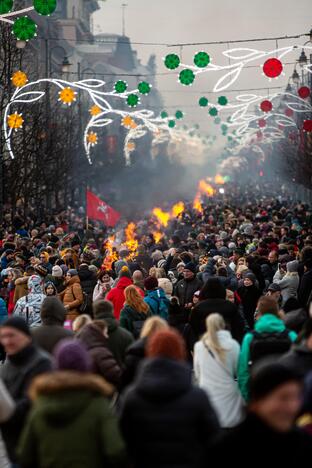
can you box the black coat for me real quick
[279,345,312,378]
[121,337,147,389]
[78,267,97,315]
[298,268,312,307]
[120,358,219,468]
[174,277,203,307]
[0,344,52,462]
[190,298,245,343]
[210,412,312,467]
[237,285,262,329]
[284,308,308,334]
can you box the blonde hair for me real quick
[140,316,169,338]
[236,265,248,276]
[149,267,166,279]
[125,285,149,314]
[202,313,227,363]
[72,314,92,333]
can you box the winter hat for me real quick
[52,265,63,278]
[40,297,66,324]
[220,231,228,240]
[28,275,43,294]
[88,264,98,275]
[82,249,95,264]
[228,242,236,250]
[1,316,31,337]
[147,329,186,361]
[54,339,92,372]
[34,264,48,278]
[158,278,173,296]
[60,264,68,275]
[144,276,159,291]
[286,260,299,273]
[119,266,132,279]
[268,283,281,292]
[177,262,185,269]
[151,250,164,262]
[243,272,257,283]
[184,262,196,274]
[250,360,302,402]
[68,269,78,276]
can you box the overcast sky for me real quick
[94,0,312,135]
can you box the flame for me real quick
[214,174,225,185]
[171,201,185,218]
[193,193,203,214]
[198,179,215,197]
[102,235,118,270]
[152,231,164,244]
[124,222,139,260]
[152,208,171,227]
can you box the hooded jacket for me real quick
[13,276,29,303]
[17,371,125,468]
[13,276,46,327]
[279,344,312,378]
[273,270,299,305]
[77,323,122,387]
[238,314,297,401]
[120,357,219,468]
[144,288,170,320]
[78,266,97,314]
[106,276,133,320]
[59,275,83,320]
[31,297,74,354]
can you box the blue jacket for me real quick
[0,298,8,324]
[144,289,169,320]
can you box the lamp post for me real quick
[292,69,300,87]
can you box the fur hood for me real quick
[29,371,114,401]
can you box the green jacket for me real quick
[120,305,150,336]
[18,371,126,468]
[238,314,297,402]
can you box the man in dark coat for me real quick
[78,264,97,315]
[280,318,312,378]
[298,258,312,307]
[31,297,74,354]
[93,300,134,367]
[210,361,312,467]
[0,317,52,463]
[174,262,202,309]
[120,329,219,468]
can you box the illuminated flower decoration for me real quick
[0,0,13,14]
[263,58,283,78]
[89,105,101,116]
[194,51,210,68]
[122,115,137,129]
[114,80,128,93]
[7,112,24,130]
[175,110,184,120]
[160,111,168,119]
[214,117,221,124]
[221,124,228,133]
[138,81,151,95]
[87,131,98,146]
[13,16,37,41]
[199,97,208,107]
[303,120,312,132]
[298,86,311,99]
[127,94,139,107]
[260,100,273,112]
[218,96,228,106]
[11,71,28,88]
[285,108,294,118]
[258,118,267,128]
[127,141,136,152]
[168,120,176,128]
[164,54,180,70]
[58,87,77,105]
[209,107,218,117]
[179,69,195,86]
[33,0,57,15]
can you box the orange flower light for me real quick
[89,105,102,116]
[58,87,77,105]
[7,112,24,130]
[11,71,28,87]
[122,115,137,129]
[87,131,98,146]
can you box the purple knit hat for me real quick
[53,339,92,372]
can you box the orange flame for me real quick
[171,201,185,218]
[152,208,171,227]
[124,222,138,259]
[102,235,118,270]
[214,174,225,185]
[198,179,215,197]
[152,231,164,243]
[193,193,203,214]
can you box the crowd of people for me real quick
[0,183,312,466]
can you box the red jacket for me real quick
[106,277,133,320]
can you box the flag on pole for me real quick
[86,190,121,227]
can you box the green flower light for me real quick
[175,110,184,120]
[33,0,57,15]
[0,0,13,14]
[114,80,128,93]
[160,111,168,119]
[164,54,180,70]
[221,124,228,132]
[127,94,139,107]
[179,69,195,86]
[168,120,176,128]
[138,81,151,95]
[214,117,221,125]
[194,51,210,68]
[218,96,228,106]
[13,16,37,41]
[199,97,208,107]
[209,107,218,117]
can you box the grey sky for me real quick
[94,0,312,138]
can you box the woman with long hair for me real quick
[120,285,151,338]
[194,313,245,428]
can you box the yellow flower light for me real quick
[11,71,28,88]
[7,112,24,130]
[58,87,77,106]
[122,115,137,129]
[127,141,136,152]
[89,105,101,116]
[87,131,98,146]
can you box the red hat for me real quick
[147,329,186,361]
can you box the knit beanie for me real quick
[52,265,63,278]
[147,329,186,361]
[1,316,31,337]
[287,260,299,273]
[68,269,78,276]
[144,276,159,291]
[54,339,91,372]
[184,262,197,274]
[34,263,48,278]
[158,278,173,296]
[243,272,257,283]
[250,360,302,402]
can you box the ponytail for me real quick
[202,313,226,363]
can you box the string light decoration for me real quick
[164,45,312,92]
[0,0,57,42]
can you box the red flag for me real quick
[86,190,121,227]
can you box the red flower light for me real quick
[257,130,263,139]
[258,118,266,128]
[260,100,273,112]
[298,86,311,99]
[303,120,312,132]
[263,58,283,78]
[285,108,294,118]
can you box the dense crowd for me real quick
[1,183,312,467]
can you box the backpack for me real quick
[249,329,292,367]
[149,293,170,320]
[79,291,89,314]
[132,320,145,339]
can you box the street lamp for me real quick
[299,49,308,68]
[292,69,300,85]
[16,40,26,49]
[61,56,72,74]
